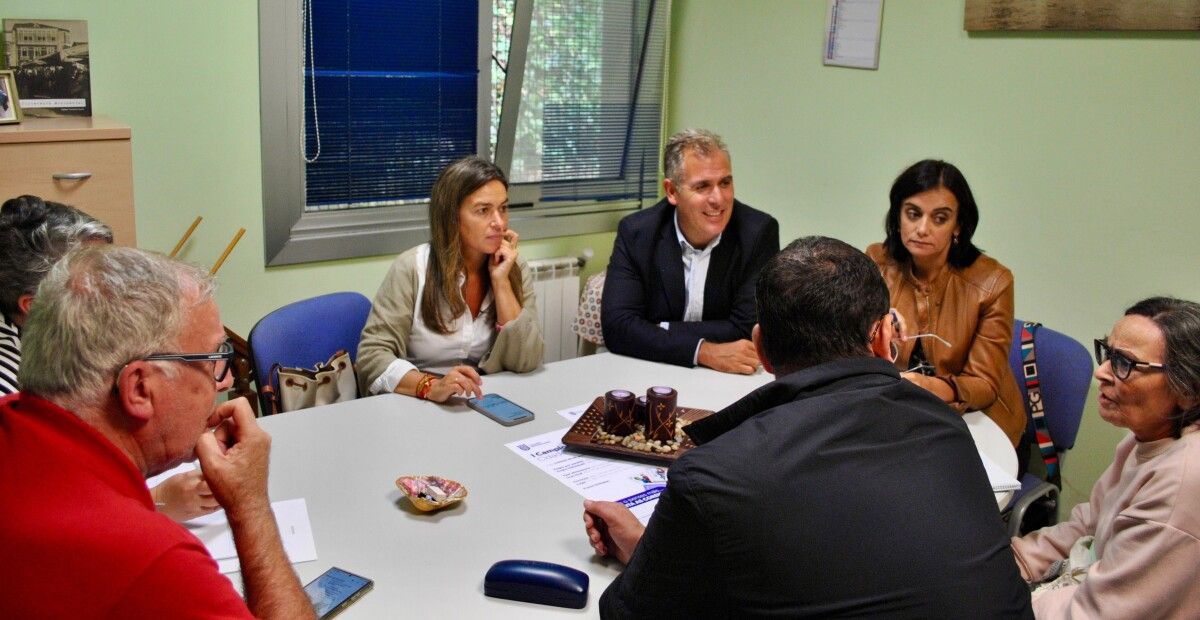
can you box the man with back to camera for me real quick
[584,236,1033,618]
[602,128,780,374]
[0,246,315,619]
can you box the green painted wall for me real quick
[2,0,614,336]
[669,0,1199,510]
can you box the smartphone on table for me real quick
[467,393,536,426]
[304,567,373,619]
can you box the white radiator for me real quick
[526,257,581,363]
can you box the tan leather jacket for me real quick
[867,243,1024,446]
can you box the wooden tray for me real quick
[561,397,714,463]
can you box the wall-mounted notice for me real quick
[823,0,884,70]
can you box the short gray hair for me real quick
[0,195,114,320]
[663,128,731,186]
[19,245,216,410]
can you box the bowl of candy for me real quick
[395,475,468,512]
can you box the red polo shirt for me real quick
[0,393,253,618]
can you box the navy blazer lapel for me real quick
[656,217,685,320]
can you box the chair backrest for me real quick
[248,291,372,414]
[573,272,606,347]
[1009,320,1093,452]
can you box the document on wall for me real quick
[824,0,884,69]
[185,498,319,574]
[506,428,669,524]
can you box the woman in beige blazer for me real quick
[357,156,543,403]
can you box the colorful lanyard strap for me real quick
[1020,321,1060,486]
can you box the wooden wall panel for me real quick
[965,0,1200,31]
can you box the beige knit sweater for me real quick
[1011,424,1200,618]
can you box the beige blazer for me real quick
[356,245,544,394]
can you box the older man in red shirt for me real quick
[0,246,313,619]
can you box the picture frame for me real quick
[3,19,92,117]
[0,70,23,124]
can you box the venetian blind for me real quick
[508,0,666,204]
[303,0,479,211]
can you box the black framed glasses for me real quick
[1094,338,1166,381]
[140,338,236,383]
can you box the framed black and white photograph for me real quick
[2,18,91,117]
[0,70,22,124]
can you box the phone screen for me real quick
[305,567,372,619]
[470,393,534,423]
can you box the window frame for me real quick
[258,0,656,266]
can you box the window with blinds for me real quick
[303,0,478,211]
[505,0,666,206]
[260,0,669,265]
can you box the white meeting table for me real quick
[253,352,1016,618]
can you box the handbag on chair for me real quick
[262,350,358,414]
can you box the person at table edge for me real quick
[866,159,1025,447]
[584,236,1031,618]
[601,128,779,374]
[1011,296,1200,618]
[0,246,313,619]
[1,194,222,522]
[357,156,543,402]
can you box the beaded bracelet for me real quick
[414,373,436,400]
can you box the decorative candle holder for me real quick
[634,395,648,429]
[604,389,637,435]
[645,386,677,441]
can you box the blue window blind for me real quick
[304,0,479,211]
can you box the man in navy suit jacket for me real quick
[601,129,779,372]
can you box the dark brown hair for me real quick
[883,159,982,269]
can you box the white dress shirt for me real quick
[369,243,496,394]
[658,211,722,364]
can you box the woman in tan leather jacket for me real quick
[866,160,1024,446]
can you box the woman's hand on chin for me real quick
[489,229,519,282]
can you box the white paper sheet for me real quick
[507,428,669,524]
[146,460,198,488]
[184,498,319,574]
[979,451,1022,493]
[557,402,589,423]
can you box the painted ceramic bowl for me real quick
[395,475,468,512]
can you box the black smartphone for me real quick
[304,567,373,619]
[467,393,536,426]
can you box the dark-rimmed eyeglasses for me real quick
[1094,338,1166,381]
[139,338,235,383]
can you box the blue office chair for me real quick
[248,292,373,414]
[1005,319,1093,536]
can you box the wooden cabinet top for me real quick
[0,116,131,144]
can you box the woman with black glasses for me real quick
[866,160,1024,447]
[1010,296,1200,617]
